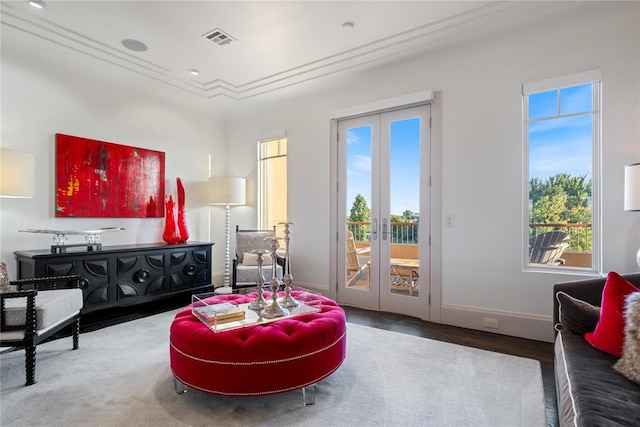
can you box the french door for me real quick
[336,105,430,319]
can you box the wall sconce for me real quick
[0,148,35,198]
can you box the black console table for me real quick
[14,242,213,314]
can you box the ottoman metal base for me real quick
[173,376,317,406]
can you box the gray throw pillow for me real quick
[614,292,640,385]
[555,291,600,335]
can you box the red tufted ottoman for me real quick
[169,291,346,404]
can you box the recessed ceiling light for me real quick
[189,69,200,76]
[28,0,46,9]
[342,21,355,30]
[121,39,148,52]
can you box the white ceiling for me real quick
[1,1,573,112]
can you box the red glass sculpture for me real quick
[176,178,189,243]
[163,195,181,244]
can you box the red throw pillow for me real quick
[584,272,640,357]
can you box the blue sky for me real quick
[528,83,593,180]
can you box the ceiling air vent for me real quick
[202,28,236,46]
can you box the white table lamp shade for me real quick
[208,176,246,291]
[624,163,640,211]
[209,177,246,206]
[0,148,34,198]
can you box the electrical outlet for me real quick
[484,317,499,329]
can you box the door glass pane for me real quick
[388,118,420,297]
[345,126,372,291]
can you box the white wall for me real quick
[0,27,227,277]
[225,2,640,341]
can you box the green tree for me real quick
[402,210,415,222]
[530,189,567,223]
[348,194,370,241]
[529,173,592,251]
[530,173,591,214]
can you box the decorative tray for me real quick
[192,287,323,333]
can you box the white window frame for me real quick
[522,69,602,274]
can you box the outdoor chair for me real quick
[346,231,370,288]
[232,226,283,292]
[389,264,419,296]
[529,231,570,265]
[0,274,85,385]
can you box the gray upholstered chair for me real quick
[232,226,283,292]
[0,274,84,385]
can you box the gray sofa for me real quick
[553,273,640,427]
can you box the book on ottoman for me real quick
[193,302,246,325]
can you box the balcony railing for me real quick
[529,223,592,252]
[347,221,593,253]
[347,221,418,245]
[347,221,370,242]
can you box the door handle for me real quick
[371,218,378,241]
[382,218,388,241]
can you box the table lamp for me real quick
[0,148,34,198]
[209,176,246,289]
[624,163,640,267]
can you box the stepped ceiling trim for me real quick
[1,1,571,102]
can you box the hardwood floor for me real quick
[75,295,558,426]
[342,306,558,427]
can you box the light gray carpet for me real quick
[1,309,545,426]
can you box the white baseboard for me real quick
[440,304,554,343]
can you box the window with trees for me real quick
[523,70,601,271]
[258,137,287,231]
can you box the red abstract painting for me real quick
[55,134,165,218]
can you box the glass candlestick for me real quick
[261,237,289,319]
[248,249,269,310]
[278,221,299,308]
